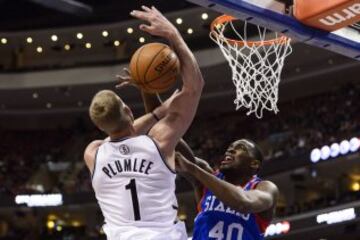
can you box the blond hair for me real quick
[89,90,129,134]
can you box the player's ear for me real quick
[250,159,260,172]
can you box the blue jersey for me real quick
[193,173,268,240]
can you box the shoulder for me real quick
[84,140,104,162]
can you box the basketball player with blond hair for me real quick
[83,6,204,240]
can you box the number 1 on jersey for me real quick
[125,179,141,221]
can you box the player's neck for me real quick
[109,126,136,141]
[224,173,253,186]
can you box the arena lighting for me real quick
[187,28,194,34]
[32,93,39,99]
[340,140,350,154]
[64,44,71,51]
[264,221,290,237]
[320,145,330,160]
[351,182,360,191]
[349,137,360,152]
[201,13,209,20]
[76,32,83,39]
[47,220,55,229]
[102,30,109,37]
[316,208,356,225]
[15,193,63,207]
[310,137,360,163]
[330,143,340,158]
[71,221,81,227]
[85,42,92,49]
[26,37,33,43]
[1,38,7,44]
[114,40,120,46]
[51,35,58,42]
[139,37,145,43]
[46,103,52,109]
[36,46,43,53]
[127,27,134,34]
[310,148,321,163]
[176,18,183,24]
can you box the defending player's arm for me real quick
[176,153,279,213]
[131,6,204,166]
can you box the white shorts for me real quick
[103,221,188,240]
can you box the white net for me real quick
[210,19,292,118]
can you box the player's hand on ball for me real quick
[130,6,178,39]
[175,152,194,174]
[115,68,137,89]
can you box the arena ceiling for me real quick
[0,0,195,31]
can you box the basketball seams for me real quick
[145,58,179,84]
[147,77,176,92]
[143,45,168,83]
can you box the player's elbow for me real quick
[184,75,204,96]
[235,197,273,214]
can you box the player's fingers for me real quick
[151,6,161,14]
[116,74,131,81]
[139,24,155,33]
[115,81,132,89]
[169,89,180,98]
[156,94,163,103]
[130,10,151,21]
[123,68,131,76]
[141,5,152,12]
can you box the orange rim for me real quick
[210,15,290,47]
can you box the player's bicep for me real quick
[149,90,198,155]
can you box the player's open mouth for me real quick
[221,155,234,165]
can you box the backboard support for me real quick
[187,0,360,60]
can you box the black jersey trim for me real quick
[109,136,132,142]
[145,135,176,174]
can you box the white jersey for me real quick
[91,135,187,240]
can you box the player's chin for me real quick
[219,163,231,171]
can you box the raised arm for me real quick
[176,153,279,215]
[131,6,204,165]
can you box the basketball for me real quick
[129,42,180,94]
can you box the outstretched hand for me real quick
[115,68,137,89]
[130,6,178,39]
[175,152,195,174]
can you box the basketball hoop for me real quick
[210,15,292,118]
